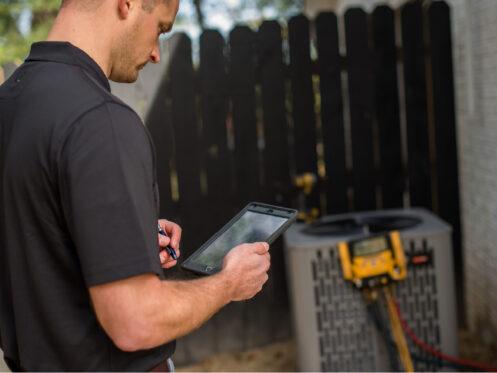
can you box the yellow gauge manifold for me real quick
[338,231,407,288]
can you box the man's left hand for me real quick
[158,219,182,269]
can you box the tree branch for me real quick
[193,0,205,31]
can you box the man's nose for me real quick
[150,43,161,63]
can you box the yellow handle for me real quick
[389,231,407,281]
[338,242,353,280]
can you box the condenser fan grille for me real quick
[302,215,421,236]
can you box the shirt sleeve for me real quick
[58,102,164,286]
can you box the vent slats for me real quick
[311,238,444,371]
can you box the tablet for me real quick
[181,202,298,275]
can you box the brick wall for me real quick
[0,351,8,371]
[446,0,497,341]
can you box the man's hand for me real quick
[158,219,182,269]
[220,242,271,301]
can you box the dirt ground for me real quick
[459,329,497,366]
[177,341,297,372]
[177,330,497,372]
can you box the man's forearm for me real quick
[141,273,232,348]
[91,272,233,352]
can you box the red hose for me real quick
[392,298,497,372]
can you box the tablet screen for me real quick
[193,211,288,269]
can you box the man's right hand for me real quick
[220,242,271,302]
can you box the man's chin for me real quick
[109,70,140,84]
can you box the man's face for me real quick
[110,0,179,83]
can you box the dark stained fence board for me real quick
[428,0,464,325]
[168,33,203,253]
[196,29,233,357]
[145,77,176,220]
[258,20,292,340]
[258,20,291,261]
[230,26,261,204]
[288,14,320,210]
[228,25,265,350]
[344,8,377,211]
[199,30,234,233]
[372,5,404,209]
[401,1,432,209]
[316,12,348,215]
[259,21,291,206]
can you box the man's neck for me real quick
[46,8,113,78]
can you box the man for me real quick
[0,0,271,371]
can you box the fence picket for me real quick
[228,25,265,350]
[316,12,348,215]
[168,33,203,253]
[145,72,176,221]
[200,30,234,231]
[428,1,464,324]
[344,8,377,211]
[401,1,432,209]
[258,20,293,340]
[372,5,404,208]
[288,14,320,210]
[259,21,291,207]
[230,26,260,205]
[188,29,234,357]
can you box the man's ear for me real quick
[117,0,132,19]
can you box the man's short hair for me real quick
[141,0,168,13]
[60,0,166,13]
[60,0,102,11]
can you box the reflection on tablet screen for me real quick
[194,211,287,269]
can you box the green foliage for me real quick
[0,0,60,65]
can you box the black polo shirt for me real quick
[0,42,175,371]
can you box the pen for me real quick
[158,224,178,260]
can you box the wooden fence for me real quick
[147,0,460,365]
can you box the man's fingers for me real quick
[162,260,177,269]
[159,250,171,264]
[159,250,168,264]
[157,232,180,259]
[158,219,182,249]
[158,234,171,247]
[253,242,269,255]
[159,250,178,265]
[168,224,182,249]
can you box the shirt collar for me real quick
[26,41,111,92]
